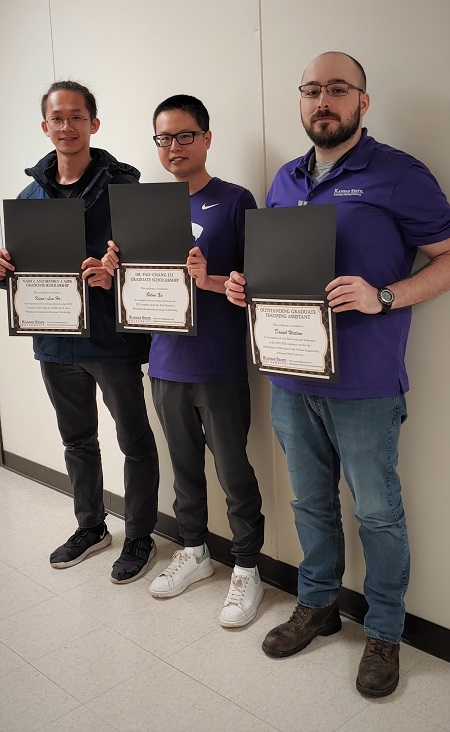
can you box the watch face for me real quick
[380,288,394,304]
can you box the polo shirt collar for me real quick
[295,128,374,177]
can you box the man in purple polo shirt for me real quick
[225,52,450,696]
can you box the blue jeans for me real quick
[270,383,409,644]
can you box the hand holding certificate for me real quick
[3,198,89,336]
[108,183,195,335]
[243,205,338,381]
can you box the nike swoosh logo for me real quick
[202,203,220,210]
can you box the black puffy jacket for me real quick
[17,148,150,364]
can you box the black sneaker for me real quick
[111,536,156,584]
[50,523,112,568]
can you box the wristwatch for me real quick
[377,287,395,315]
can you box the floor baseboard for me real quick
[3,451,449,662]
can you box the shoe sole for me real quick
[110,544,157,585]
[220,585,265,628]
[50,532,112,569]
[356,674,399,698]
[149,560,215,597]
[262,617,342,658]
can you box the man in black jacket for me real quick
[0,81,159,583]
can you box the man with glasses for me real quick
[104,94,265,627]
[225,52,450,695]
[0,80,159,583]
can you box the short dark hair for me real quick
[152,94,210,132]
[41,80,97,120]
[343,53,366,92]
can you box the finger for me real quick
[226,287,246,299]
[330,303,354,313]
[107,240,120,252]
[105,250,119,264]
[88,274,109,287]
[81,267,101,280]
[229,271,246,286]
[0,259,15,272]
[225,279,244,293]
[325,276,359,291]
[327,284,356,300]
[101,254,118,270]
[226,294,247,307]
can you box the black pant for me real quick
[41,361,159,538]
[151,378,264,567]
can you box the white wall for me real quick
[0,0,449,629]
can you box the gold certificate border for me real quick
[248,298,335,379]
[118,264,193,331]
[10,273,86,334]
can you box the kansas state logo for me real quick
[333,188,364,197]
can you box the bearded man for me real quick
[225,51,450,697]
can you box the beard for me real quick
[302,106,361,149]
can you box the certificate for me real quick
[117,264,194,332]
[249,298,335,379]
[8,273,87,335]
[109,183,196,334]
[3,198,89,337]
[244,205,338,381]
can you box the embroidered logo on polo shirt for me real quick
[202,203,220,210]
[333,188,364,197]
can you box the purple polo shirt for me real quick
[267,129,450,398]
[148,177,256,383]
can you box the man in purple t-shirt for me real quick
[104,95,265,628]
[226,52,450,696]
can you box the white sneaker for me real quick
[149,546,214,597]
[219,568,264,627]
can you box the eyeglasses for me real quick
[153,130,206,147]
[299,83,364,99]
[46,115,91,131]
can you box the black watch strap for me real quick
[377,287,395,315]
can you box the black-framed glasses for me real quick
[153,130,206,147]
[299,83,364,99]
[46,115,91,131]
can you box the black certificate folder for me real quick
[108,182,192,262]
[244,205,339,383]
[3,198,86,271]
[244,205,336,298]
[3,198,89,337]
[108,182,196,335]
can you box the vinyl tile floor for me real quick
[0,466,449,732]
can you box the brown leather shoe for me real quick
[356,637,400,697]
[262,601,342,658]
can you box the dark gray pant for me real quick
[151,378,264,567]
[41,361,159,538]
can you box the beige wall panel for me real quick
[0,0,66,471]
[48,0,265,201]
[260,0,450,627]
[41,0,269,527]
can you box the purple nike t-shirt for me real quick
[266,130,450,399]
[148,177,257,383]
